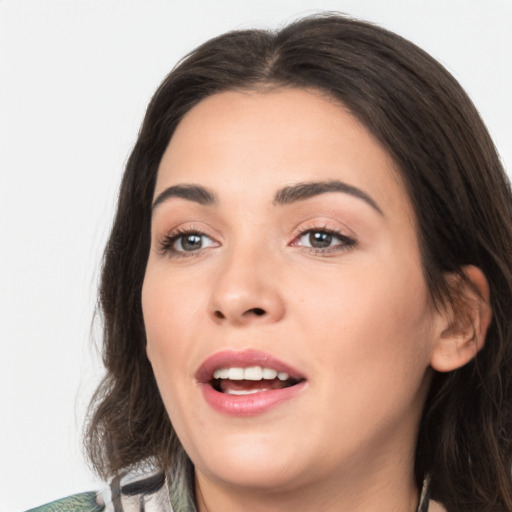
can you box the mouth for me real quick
[210,366,305,395]
[196,350,307,415]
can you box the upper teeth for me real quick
[213,366,290,381]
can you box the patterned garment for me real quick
[26,492,103,512]
[26,464,173,512]
[26,464,438,512]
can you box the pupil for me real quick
[309,231,332,248]
[182,234,202,251]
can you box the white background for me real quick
[1,1,511,510]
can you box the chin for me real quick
[187,429,309,490]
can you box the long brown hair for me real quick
[85,13,512,512]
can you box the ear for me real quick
[430,265,492,373]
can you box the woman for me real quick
[30,13,512,512]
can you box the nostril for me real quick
[213,307,267,320]
[248,307,266,316]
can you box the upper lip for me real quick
[195,349,306,383]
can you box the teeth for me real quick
[228,367,244,380]
[226,388,266,395]
[217,368,229,379]
[213,366,291,381]
[244,366,263,380]
[262,368,277,379]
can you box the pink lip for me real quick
[196,349,307,417]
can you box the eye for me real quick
[159,229,218,256]
[293,229,356,252]
[174,233,215,252]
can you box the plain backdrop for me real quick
[1,1,511,510]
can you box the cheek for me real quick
[142,272,205,439]
[293,257,434,380]
[286,260,435,456]
[142,268,204,382]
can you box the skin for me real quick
[142,88,488,512]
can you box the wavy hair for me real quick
[85,13,512,512]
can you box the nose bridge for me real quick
[208,235,285,325]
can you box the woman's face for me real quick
[142,89,442,493]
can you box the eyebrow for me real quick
[152,184,217,210]
[273,180,383,215]
[152,179,382,215]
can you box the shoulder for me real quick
[102,465,173,512]
[24,462,174,512]
[25,491,104,512]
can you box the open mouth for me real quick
[210,366,305,395]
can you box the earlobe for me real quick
[430,265,492,373]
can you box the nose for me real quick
[208,247,286,326]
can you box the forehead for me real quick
[155,88,411,219]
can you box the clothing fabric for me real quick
[26,465,173,512]
[26,492,102,512]
[25,464,440,512]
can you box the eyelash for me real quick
[290,226,357,255]
[157,226,356,258]
[158,227,215,258]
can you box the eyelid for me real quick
[289,218,355,242]
[288,220,357,253]
[156,224,221,257]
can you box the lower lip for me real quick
[201,381,307,416]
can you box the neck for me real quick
[195,461,420,512]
